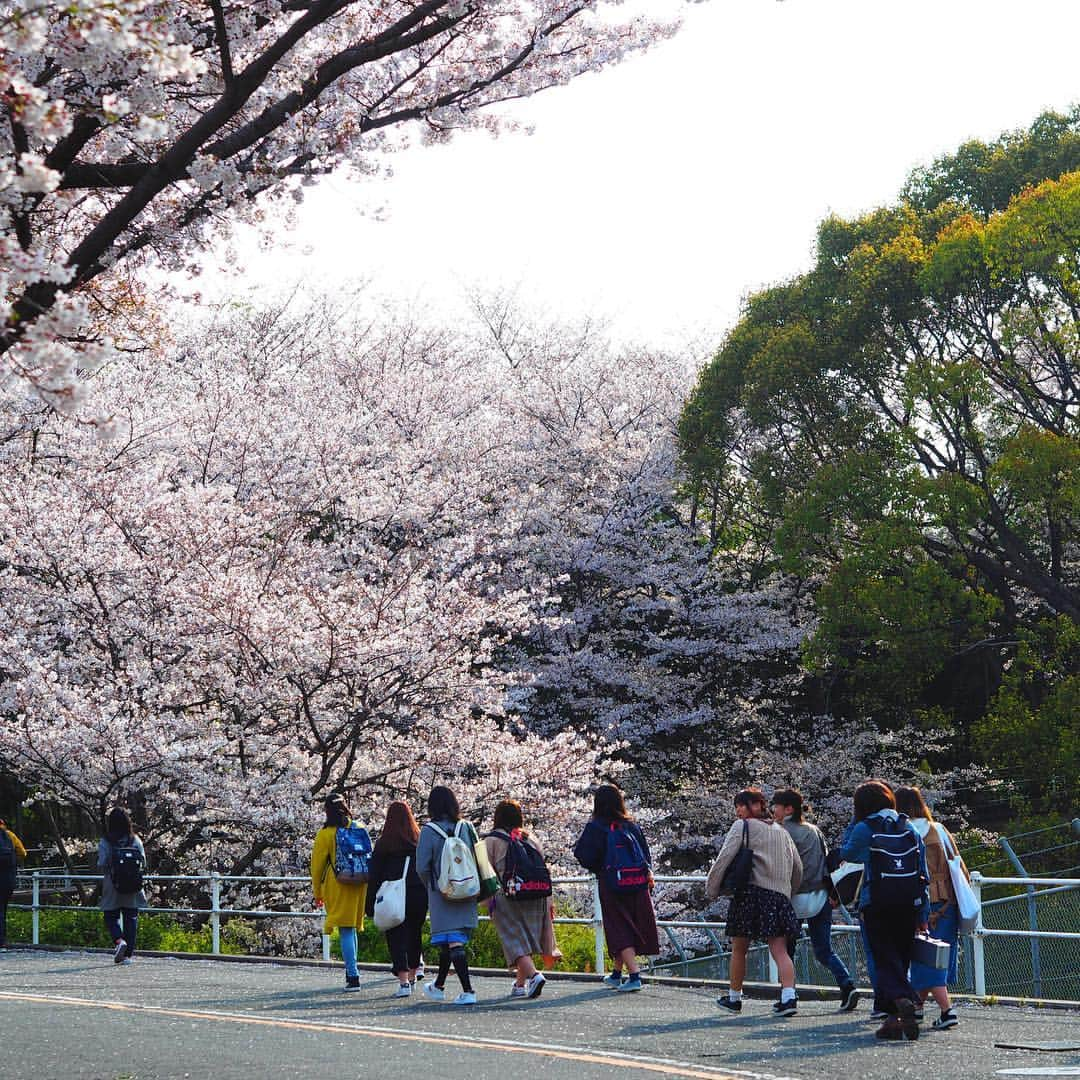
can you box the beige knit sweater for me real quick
[705,817,803,900]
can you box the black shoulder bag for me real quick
[720,820,752,895]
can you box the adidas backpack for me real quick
[603,821,649,893]
[427,820,480,901]
[334,822,373,884]
[110,840,145,894]
[868,813,926,907]
[490,829,552,901]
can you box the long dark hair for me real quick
[427,785,460,823]
[106,807,133,843]
[374,800,421,854]
[592,784,630,822]
[323,794,351,828]
[894,786,933,821]
[853,779,895,821]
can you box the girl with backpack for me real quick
[894,785,967,1031]
[97,807,147,964]
[365,800,428,998]
[485,799,558,1000]
[416,785,480,1005]
[0,817,26,949]
[706,789,802,1017]
[311,794,370,992]
[839,779,930,1041]
[573,784,658,993]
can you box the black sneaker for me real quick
[913,1007,925,1022]
[932,1009,959,1030]
[716,994,742,1013]
[773,996,798,1017]
[344,975,361,992]
[869,1007,890,1020]
[839,984,860,1012]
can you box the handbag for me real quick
[372,856,409,931]
[719,820,752,895]
[944,832,980,933]
[912,932,951,970]
[829,861,864,910]
[473,833,501,901]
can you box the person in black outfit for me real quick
[366,800,428,997]
[0,818,27,948]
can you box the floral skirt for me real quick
[726,884,799,943]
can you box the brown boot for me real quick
[895,998,920,1041]
[875,1015,903,1040]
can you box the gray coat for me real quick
[781,820,829,893]
[97,836,148,911]
[415,819,480,936]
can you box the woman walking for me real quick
[365,801,428,998]
[416,785,479,1005]
[97,808,147,964]
[771,788,859,1011]
[311,794,370,992]
[485,799,557,1000]
[706,789,803,1016]
[895,785,965,1031]
[0,817,26,948]
[573,784,659,992]
[839,779,929,1041]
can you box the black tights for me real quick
[434,943,472,993]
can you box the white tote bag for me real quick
[373,856,409,931]
[945,841,980,933]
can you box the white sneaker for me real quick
[509,985,527,999]
[525,972,546,999]
[113,940,127,964]
[422,981,445,1002]
[393,983,412,998]
[453,991,477,1006]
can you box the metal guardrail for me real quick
[12,869,1080,1001]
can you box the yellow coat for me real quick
[310,826,367,933]
[3,828,26,859]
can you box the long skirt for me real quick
[598,880,659,958]
[490,894,557,966]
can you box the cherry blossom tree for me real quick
[0,0,691,421]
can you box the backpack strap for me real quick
[424,821,449,840]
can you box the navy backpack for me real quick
[868,814,926,907]
[603,822,649,893]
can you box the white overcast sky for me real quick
[214,0,1080,352]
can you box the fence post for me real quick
[322,933,331,962]
[971,873,986,997]
[210,872,221,955]
[31,872,40,946]
[998,837,1041,997]
[591,875,605,976]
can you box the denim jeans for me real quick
[805,901,854,989]
[103,908,138,955]
[338,926,359,978]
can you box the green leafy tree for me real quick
[680,112,1080,806]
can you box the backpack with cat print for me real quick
[110,840,145,894]
[489,829,552,901]
[334,822,373,884]
[868,813,926,907]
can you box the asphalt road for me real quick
[1,949,1078,1080]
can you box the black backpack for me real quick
[868,814,926,907]
[490,829,552,901]
[110,839,145,894]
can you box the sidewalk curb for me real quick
[8,945,1079,1011]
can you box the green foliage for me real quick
[975,617,1080,813]
[4,909,250,955]
[679,110,1080,800]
